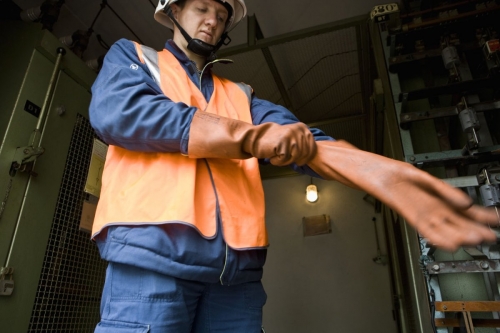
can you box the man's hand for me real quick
[188,111,317,166]
[308,140,497,252]
[244,122,317,166]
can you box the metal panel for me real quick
[0,22,103,333]
[0,23,38,145]
[0,69,101,333]
[0,50,56,267]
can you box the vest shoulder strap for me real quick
[233,82,253,106]
[133,42,161,85]
[133,41,253,107]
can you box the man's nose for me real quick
[204,12,218,28]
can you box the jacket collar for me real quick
[164,40,213,76]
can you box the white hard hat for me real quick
[155,0,247,32]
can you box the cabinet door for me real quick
[0,50,56,263]
[0,58,105,333]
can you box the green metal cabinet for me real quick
[0,22,105,333]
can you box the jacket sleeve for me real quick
[250,96,334,177]
[89,39,195,153]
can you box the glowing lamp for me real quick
[306,184,318,203]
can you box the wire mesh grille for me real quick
[269,27,362,123]
[28,114,106,333]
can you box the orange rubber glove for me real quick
[308,140,498,251]
[188,111,317,166]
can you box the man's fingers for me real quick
[461,205,500,226]
[270,141,296,166]
[270,127,317,166]
[415,171,473,209]
[447,213,497,244]
[417,211,497,252]
[293,141,317,166]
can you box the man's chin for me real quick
[199,39,215,45]
[196,34,216,45]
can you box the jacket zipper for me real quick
[219,243,229,285]
[201,159,229,286]
[196,60,234,286]
[198,58,234,91]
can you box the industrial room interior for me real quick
[1,0,500,332]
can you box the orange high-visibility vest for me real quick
[91,43,268,249]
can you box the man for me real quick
[89,0,498,332]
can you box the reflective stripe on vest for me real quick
[91,43,268,249]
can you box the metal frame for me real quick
[371,18,435,333]
[220,15,368,57]
[245,15,294,111]
[372,3,500,332]
[219,14,371,127]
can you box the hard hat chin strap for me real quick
[166,6,231,61]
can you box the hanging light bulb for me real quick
[86,55,105,72]
[20,0,65,31]
[20,6,42,22]
[306,181,318,203]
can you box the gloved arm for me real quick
[249,96,332,174]
[308,140,497,251]
[89,39,195,153]
[188,111,317,166]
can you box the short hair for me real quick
[175,0,187,9]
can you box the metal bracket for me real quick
[426,259,500,274]
[463,246,488,259]
[406,145,500,169]
[0,267,14,296]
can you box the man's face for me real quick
[172,0,229,46]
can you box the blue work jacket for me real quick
[89,39,333,285]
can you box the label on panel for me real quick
[24,100,41,118]
[84,138,107,198]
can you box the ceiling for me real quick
[9,0,384,177]
[11,0,384,58]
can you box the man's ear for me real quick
[170,4,179,19]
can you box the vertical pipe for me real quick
[30,47,66,148]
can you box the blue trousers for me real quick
[94,262,267,333]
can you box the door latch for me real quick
[10,146,45,177]
[0,267,14,296]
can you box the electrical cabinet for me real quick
[0,21,105,332]
[371,2,500,332]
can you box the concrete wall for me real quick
[261,174,398,333]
